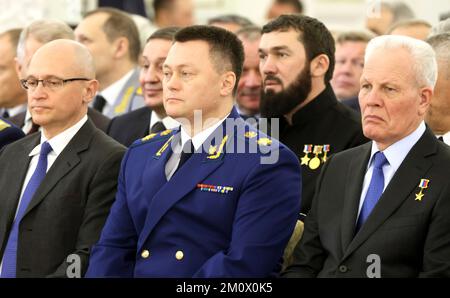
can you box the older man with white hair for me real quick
[283,35,450,278]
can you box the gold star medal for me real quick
[309,145,323,170]
[415,179,430,202]
[301,144,312,166]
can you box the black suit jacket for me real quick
[107,106,151,147]
[9,108,111,133]
[0,120,126,277]
[283,128,450,278]
[278,85,368,215]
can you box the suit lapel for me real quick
[22,121,94,219]
[344,129,436,258]
[341,143,371,252]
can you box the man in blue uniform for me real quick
[0,117,24,149]
[86,25,302,278]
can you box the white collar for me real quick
[5,104,27,117]
[150,110,180,131]
[180,114,230,151]
[29,115,88,157]
[438,131,450,145]
[368,121,426,170]
[99,69,135,106]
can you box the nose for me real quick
[245,70,262,88]
[260,55,277,77]
[164,73,181,92]
[143,65,161,83]
[29,81,48,101]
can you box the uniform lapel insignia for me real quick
[156,136,174,157]
[244,131,258,139]
[207,135,228,160]
[415,179,430,202]
[0,119,11,131]
[257,138,272,146]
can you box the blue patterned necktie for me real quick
[356,152,388,233]
[1,141,52,278]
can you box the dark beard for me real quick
[260,65,312,119]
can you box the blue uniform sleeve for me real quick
[85,149,138,278]
[193,146,302,277]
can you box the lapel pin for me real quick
[415,179,430,202]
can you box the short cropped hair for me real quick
[17,20,74,63]
[207,14,254,28]
[174,25,244,95]
[236,25,262,42]
[85,8,141,63]
[336,31,375,45]
[387,19,431,34]
[0,28,22,53]
[262,14,335,82]
[365,35,437,88]
[427,33,450,61]
[147,26,180,42]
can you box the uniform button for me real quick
[175,250,184,261]
[339,265,348,273]
[141,250,150,259]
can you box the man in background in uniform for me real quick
[259,15,367,216]
[75,8,145,118]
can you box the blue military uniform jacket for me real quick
[0,117,24,150]
[86,108,301,278]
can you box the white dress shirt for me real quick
[0,115,88,273]
[165,114,229,180]
[98,69,134,114]
[149,110,180,133]
[357,122,426,217]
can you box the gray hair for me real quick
[16,19,74,63]
[383,1,415,24]
[426,33,450,63]
[236,25,262,42]
[429,18,450,36]
[365,35,437,88]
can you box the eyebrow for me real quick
[259,46,291,52]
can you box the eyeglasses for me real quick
[20,77,92,91]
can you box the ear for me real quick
[15,57,23,78]
[113,37,130,60]
[82,80,100,104]
[417,86,433,116]
[220,71,236,97]
[310,54,330,78]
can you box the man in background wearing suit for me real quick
[108,27,180,147]
[86,26,301,278]
[0,117,24,150]
[283,35,450,278]
[75,8,145,118]
[0,29,27,120]
[0,40,125,278]
[426,33,450,145]
[9,20,110,134]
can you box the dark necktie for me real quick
[2,110,9,118]
[356,152,388,233]
[174,140,194,174]
[93,95,107,113]
[438,136,444,142]
[150,121,166,134]
[1,141,53,278]
[28,121,40,135]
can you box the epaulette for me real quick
[0,119,11,132]
[130,129,177,148]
